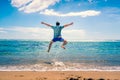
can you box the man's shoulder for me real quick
[60,26,64,28]
[52,26,64,28]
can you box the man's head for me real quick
[56,21,60,26]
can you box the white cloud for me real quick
[11,0,101,17]
[40,9,101,17]
[62,29,86,40]
[11,0,32,7]
[0,27,86,40]
[11,0,59,13]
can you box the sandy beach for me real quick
[0,71,120,80]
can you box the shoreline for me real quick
[0,70,120,71]
[0,71,120,80]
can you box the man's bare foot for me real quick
[47,49,50,52]
[61,46,66,49]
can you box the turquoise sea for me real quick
[0,39,120,71]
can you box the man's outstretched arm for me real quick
[64,22,73,28]
[41,22,52,27]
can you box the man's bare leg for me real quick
[47,41,53,52]
[61,40,67,49]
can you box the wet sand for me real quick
[0,71,120,80]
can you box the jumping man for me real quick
[41,21,73,52]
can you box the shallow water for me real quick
[0,39,120,71]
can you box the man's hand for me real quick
[41,22,52,27]
[41,22,44,24]
[70,22,73,25]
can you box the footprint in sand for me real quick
[83,78,94,80]
[98,78,105,80]
[36,77,47,80]
[15,75,24,77]
[65,76,82,80]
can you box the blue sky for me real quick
[0,0,120,41]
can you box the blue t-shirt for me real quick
[51,26,64,38]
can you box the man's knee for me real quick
[64,40,67,43]
[50,41,54,43]
[50,41,53,44]
[63,40,67,45]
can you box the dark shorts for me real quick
[52,37,64,42]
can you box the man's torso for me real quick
[52,26,64,38]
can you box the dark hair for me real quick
[56,22,60,26]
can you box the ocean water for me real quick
[0,39,120,71]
